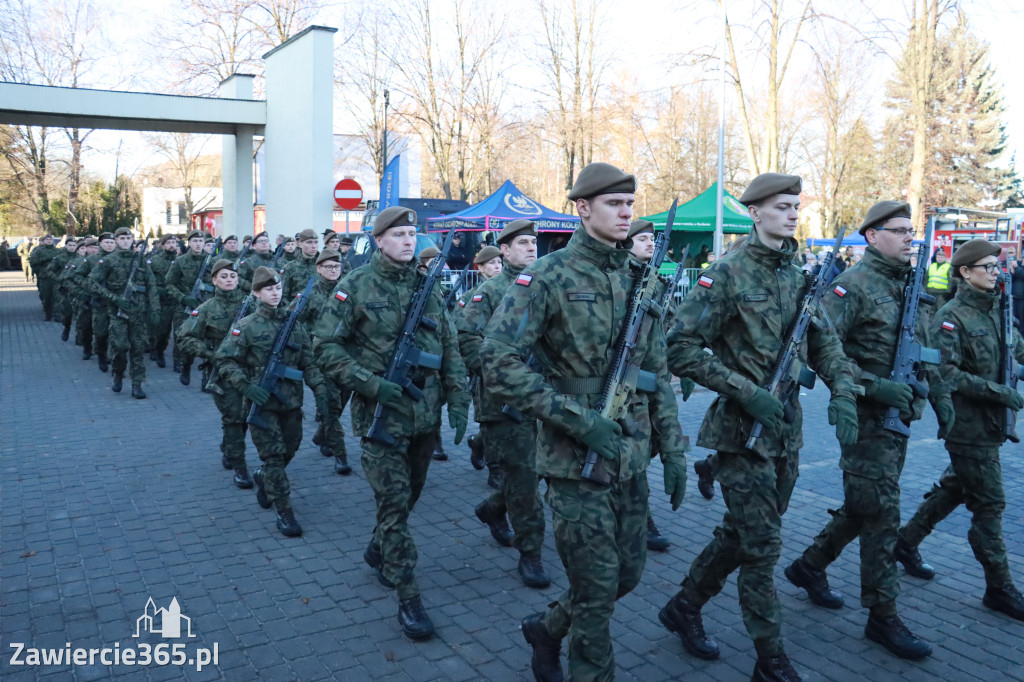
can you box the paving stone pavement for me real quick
[1,268,1023,681]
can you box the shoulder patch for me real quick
[941,321,956,332]
[231,328,241,336]
[146,259,152,264]
[833,285,847,297]
[698,274,714,288]
[190,310,199,316]
[335,290,348,302]
[471,294,483,302]
[516,273,533,287]
[98,259,103,263]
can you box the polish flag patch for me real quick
[458,299,466,307]
[231,328,241,336]
[190,310,199,316]
[833,285,847,297]
[941,321,956,332]
[516,273,533,287]
[698,275,714,288]
[472,294,483,302]
[335,290,348,302]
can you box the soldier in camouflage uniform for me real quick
[17,238,34,281]
[313,207,470,641]
[82,233,116,368]
[89,227,160,398]
[660,173,860,682]
[281,229,319,299]
[785,201,953,661]
[897,238,1024,622]
[323,229,341,253]
[481,164,688,682]
[220,235,241,264]
[237,232,276,291]
[148,235,180,368]
[458,221,550,589]
[166,230,214,384]
[53,238,80,341]
[29,234,58,320]
[216,266,328,538]
[281,236,297,265]
[68,238,99,359]
[178,259,252,488]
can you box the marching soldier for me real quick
[237,231,276,291]
[221,235,241,263]
[784,201,954,661]
[660,173,859,682]
[323,229,341,253]
[148,235,180,368]
[458,220,550,589]
[17,237,34,281]
[70,238,99,359]
[29,234,58,320]
[166,230,211,384]
[281,236,297,265]
[52,238,80,341]
[87,233,117,372]
[281,229,319,299]
[215,266,328,537]
[897,238,1024,622]
[481,163,688,681]
[313,207,470,641]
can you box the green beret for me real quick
[242,235,253,243]
[627,220,654,239]
[98,232,115,242]
[568,162,636,200]
[950,239,1001,278]
[323,229,339,239]
[114,227,133,238]
[474,245,503,265]
[497,219,537,244]
[222,234,238,244]
[253,231,269,242]
[316,248,340,265]
[82,237,98,247]
[374,207,418,236]
[858,201,912,235]
[284,237,295,244]
[418,245,439,262]
[340,235,353,246]
[75,240,88,251]
[251,266,282,291]
[211,259,237,277]
[187,230,205,241]
[295,228,318,243]
[738,173,802,206]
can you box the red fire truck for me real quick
[928,206,1022,258]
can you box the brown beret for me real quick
[98,232,115,242]
[950,239,1001,278]
[211,259,237,277]
[75,240,88,251]
[419,245,439,263]
[497,220,537,244]
[296,228,318,243]
[858,201,912,235]
[568,162,637,200]
[374,207,418,236]
[251,266,282,291]
[114,227,133,238]
[738,173,802,206]
[204,236,215,243]
[222,234,238,243]
[187,230,205,241]
[474,245,503,265]
[157,234,173,245]
[627,220,655,239]
[316,248,341,265]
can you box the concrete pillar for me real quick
[219,74,256,239]
[262,26,337,242]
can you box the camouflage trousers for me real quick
[362,432,435,600]
[151,296,176,354]
[22,261,32,280]
[56,289,73,329]
[900,450,1012,588]
[213,388,248,469]
[75,305,93,353]
[250,407,303,511]
[316,381,350,457]
[477,419,545,557]
[92,305,109,361]
[37,277,55,317]
[108,312,148,383]
[802,427,906,614]
[172,308,192,366]
[542,474,648,682]
[681,449,798,658]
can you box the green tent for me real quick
[642,182,752,233]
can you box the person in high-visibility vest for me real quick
[926,248,952,306]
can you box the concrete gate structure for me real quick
[0,26,336,241]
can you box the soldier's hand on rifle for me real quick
[739,387,785,430]
[115,296,131,310]
[376,379,406,410]
[448,400,469,444]
[993,384,1024,410]
[182,295,200,309]
[661,452,687,510]
[828,395,859,446]
[242,383,270,406]
[580,412,622,460]
[865,377,914,411]
[932,393,956,436]
[679,377,696,402]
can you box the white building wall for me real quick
[141,187,222,234]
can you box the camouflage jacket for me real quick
[312,249,469,438]
[665,228,857,458]
[215,301,326,411]
[74,252,104,305]
[178,287,247,359]
[291,275,334,326]
[165,251,212,305]
[281,253,318,300]
[147,249,177,300]
[60,255,88,301]
[48,249,77,281]
[236,251,275,291]
[932,282,1024,457]
[88,247,160,315]
[480,228,686,481]
[28,244,58,278]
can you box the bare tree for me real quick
[145,133,219,223]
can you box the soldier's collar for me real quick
[371,248,418,281]
[501,259,526,278]
[745,228,797,266]
[957,280,997,311]
[862,246,910,278]
[568,227,630,268]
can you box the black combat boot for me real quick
[487,465,505,490]
[752,653,802,682]
[784,557,844,609]
[334,454,352,475]
[179,361,192,386]
[521,612,564,682]
[475,502,514,547]
[222,453,232,470]
[647,516,670,552]
[983,584,1024,621]
[865,613,932,660]
[364,538,395,588]
[276,507,302,537]
[82,349,92,361]
[98,355,109,373]
[313,430,334,456]
[894,538,935,580]
[131,382,146,399]
[155,351,165,368]
[694,457,715,500]
[233,466,254,489]
[658,590,720,660]
[432,433,447,461]
[173,360,182,373]
[468,433,485,470]
[252,468,272,509]
[518,555,551,589]
[111,372,123,393]
[398,595,435,640]
[61,325,70,342]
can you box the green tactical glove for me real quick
[738,387,785,431]
[662,454,687,511]
[679,377,695,402]
[932,393,956,436]
[375,379,406,410]
[448,401,469,445]
[828,395,859,446]
[315,395,330,419]
[865,377,914,411]
[181,295,200,309]
[993,385,1024,410]
[579,412,622,461]
[115,296,131,310]
[242,383,270,406]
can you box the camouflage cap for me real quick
[296,228,318,243]
[187,230,205,241]
[474,245,503,265]
[859,200,912,235]
[374,207,418,236]
[211,258,237,277]
[98,232,115,242]
[497,219,537,244]
[950,238,1001,278]
[251,265,282,291]
[568,162,636,200]
[316,248,341,265]
[627,220,655,239]
[114,227,133,238]
[418,245,439,263]
[222,234,238,244]
[738,173,802,206]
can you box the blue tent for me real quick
[426,179,580,232]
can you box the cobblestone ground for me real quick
[1,269,1022,681]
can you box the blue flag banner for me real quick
[380,154,401,210]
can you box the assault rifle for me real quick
[116,240,150,320]
[581,199,678,485]
[246,276,316,429]
[269,242,286,272]
[445,264,472,309]
[183,237,222,313]
[367,229,458,445]
[744,227,847,452]
[658,244,690,324]
[882,242,940,436]
[1000,272,1020,443]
